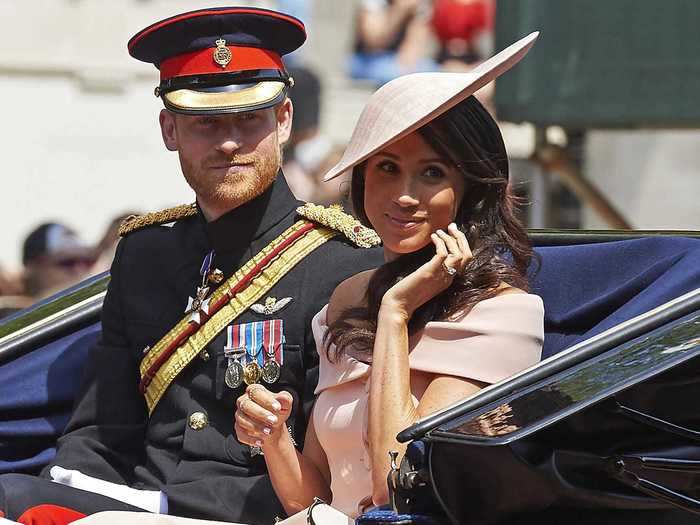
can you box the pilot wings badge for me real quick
[250,296,293,316]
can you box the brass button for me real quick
[188,411,208,430]
[199,350,210,361]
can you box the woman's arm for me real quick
[368,225,476,505]
[368,308,482,506]
[357,0,421,51]
[234,387,331,516]
[242,272,373,514]
[263,411,332,515]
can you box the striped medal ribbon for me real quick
[225,320,284,388]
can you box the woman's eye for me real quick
[423,166,446,179]
[377,160,398,173]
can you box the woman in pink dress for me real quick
[234,34,543,521]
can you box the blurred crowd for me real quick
[0,215,135,319]
[350,0,494,84]
[282,0,495,203]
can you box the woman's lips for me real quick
[386,214,426,230]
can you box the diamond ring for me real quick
[442,262,457,276]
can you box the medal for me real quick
[186,250,217,315]
[262,360,281,384]
[244,361,262,385]
[262,319,284,384]
[227,319,284,387]
[208,268,224,284]
[262,344,281,384]
[224,329,247,390]
[225,360,244,389]
[185,285,209,314]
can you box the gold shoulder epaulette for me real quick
[296,203,381,248]
[118,203,198,237]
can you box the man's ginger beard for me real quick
[181,145,281,210]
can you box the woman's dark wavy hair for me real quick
[324,95,533,362]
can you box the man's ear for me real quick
[159,109,178,151]
[276,97,293,146]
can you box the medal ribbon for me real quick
[263,319,284,366]
[229,319,284,367]
[225,325,244,357]
[200,250,215,279]
[250,321,264,366]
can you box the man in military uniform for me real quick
[0,7,382,524]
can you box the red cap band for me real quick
[159,45,284,81]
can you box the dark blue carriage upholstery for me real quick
[1,237,699,474]
[0,325,99,474]
[530,237,700,358]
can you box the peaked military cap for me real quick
[128,7,306,114]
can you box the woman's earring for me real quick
[468,224,479,248]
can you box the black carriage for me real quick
[2,231,699,524]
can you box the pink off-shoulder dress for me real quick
[311,293,544,517]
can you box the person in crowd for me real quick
[0,7,382,524]
[430,0,496,107]
[21,223,96,302]
[235,33,543,518]
[283,66,348,205]
[283,66,327,201]
[431,0,495,70]
[0,265,31,319]
[90,212,141,275]
[349,0,439,86]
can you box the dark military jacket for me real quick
[45,175,383,522]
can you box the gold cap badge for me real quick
[213,38,232,68]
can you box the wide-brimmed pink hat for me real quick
[323,32,539,182]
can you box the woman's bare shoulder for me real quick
[495,283,528,297]
[447,284,530,321]
[327,269,375,325]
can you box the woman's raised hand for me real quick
[234,384,294,449]
[381,222,472,321]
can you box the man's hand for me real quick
[234,384,293,449]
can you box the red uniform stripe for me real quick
[17,504,86,525]
[159,46,284,80]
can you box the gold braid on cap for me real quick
[297,203,381,248]
[118,203,198,237]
